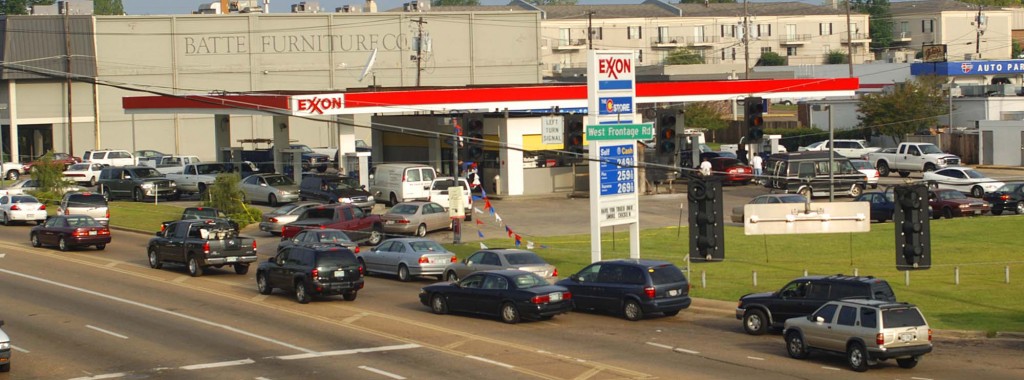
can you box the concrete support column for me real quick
[214,114,232,162]
[336,114,357,170]
[7,81,19,163]
[428,133,441,174]
[499,114,520,196]
[272,115,290,175]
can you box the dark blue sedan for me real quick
[419,270,573,324]
[984,181,1024,215]
[853,192,895,223]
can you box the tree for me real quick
[94,0,123,15]
[203,173,261,228]
[1,0,53,15]
[1013,39,1023,59]
[665,47,704,65]
[682,102,729,132]
[826,50,848,64]
[757,52,786,66]
[432,0,480,5]
[857,75,948,143]
[28,152,76,204]
[849,0,893,52]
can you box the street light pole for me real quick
[828,105,834,202]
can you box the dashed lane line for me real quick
[277,343,420,361]
[11,345,29,353]
[68,373,126,380]
[746,356,764,361]
[673,348,700,355]
[821,366,841,371]
[645,342,673,350]
[86,325,129,340]
[358,365,406,380]
[180,358,255,370]
[466,355,515,369]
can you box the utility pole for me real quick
[845,0,854,77]
[587,11,595,50]
[413,17,427,87]
[743,0,750,79]
[63,3,74,156]
[975,5,985,57]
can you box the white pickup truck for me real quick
[141,155,202,175]
[865,142,961,177]
[797,139,880,158]
[164,163,232,196]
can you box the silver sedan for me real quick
[381,202,452,237]
[361,238,456,281]
[258,202,322,236]
[442,249,557,283]
[241,174,300,206]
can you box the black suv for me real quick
[298,174,374,211]
[736,274,896,335]
[97,166,179,202]
[255,245,364,304]
[556,259,691,321]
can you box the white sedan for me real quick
[923,167,1005,198]
[0,195,46,225]
[63,162,106,186]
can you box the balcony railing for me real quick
[893,31,913,42]
[650,36,684,48]
[779,34,811,45]
[687,35,721,46]
[841,33,872,43]
[553,38,588,51]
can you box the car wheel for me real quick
[847,342,869,372]
[366,225,383,245]
[295,280,310,304]
[96,244,106,250]
[1,212,8,226]
[268,193,278,207]
[0,362,8,372]
[877,216,887,223]
[445,271,459,283]
[97,185,107,196]
[500,302,521,324]
[30,233,41,247]
[870,183,878,189]
[1016,203,1024,214]
[798,187,812,199]
[257,272,273,294]
[924,163,936,172]
[398,264,411,282]
[389,193,400,206]
[876,162,890,177]
[662,309,681,317]
[849,184,864,197]
[198,183,208,199]
[899,171,911,178]
[623,299,643,321]
[416,224,427,237]
[187,255,204,277]
[343,291,358,301]
[897,356,920,369]
[932,209,942,220]
[970,186,984,198]
[58,237,69,252]
[431,294,448,314]
[785,331,809,359]
[148,248,162,269]
[943,207,954,219]
[88,177,97,187]
[133,188,144,202]
[743,309,768,335]
[234,263,249,275]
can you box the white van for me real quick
[82,149,136,167]
[369,163,437,205]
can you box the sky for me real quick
[121,0,820,15]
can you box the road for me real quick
[1,219,1023,379]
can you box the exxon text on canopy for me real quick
[597,56,634,90]
[292,94,345,115]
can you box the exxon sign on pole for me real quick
[587,50,650,263]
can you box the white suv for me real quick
[428,177,472,221]
[82,149,136,167]
[783,299,932,372]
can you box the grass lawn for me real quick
[445,216,1024,334]
[108,201,192,232]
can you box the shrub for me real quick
[28,152,76,204]
[201,173,261,228]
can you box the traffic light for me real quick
[744,96,765,142]
[689,176,724,262]
[894,185,931,270]
[464,115,485,161]
[657,110,678,155]
[564,114,585,157]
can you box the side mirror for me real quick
[466,260,473,266]
[569,274,580,281]
[154,231,163,237]
[276,258,285,266]
[814,315,825,323]
[267,257,275,263]
[360,185,367,190]
[260,183,268,187]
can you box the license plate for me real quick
[898,332,915,342]
[549,292,562,302]
[89,231,97,236]
[431,258,447,263]
[26,214,35,218]
[385,220,395,224]
[334,270,345,278]
[974,210,982,215]
[226,257,238,263]
[668,289,680,297]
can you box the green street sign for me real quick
[586,123,654,141]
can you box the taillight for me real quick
[450,256,458,263]
[531,294,550,304]
[106,210,110,218]
[202,242,210,254]
[269,217,278,223]
[312,268,319,279]
[10,205,19,211]
[40,204,46,210]
[354,246,360,254]
[397,219,410,224]
[644,286,656,299]
[562,291,572,300]
[418,256,429,264]
[99,228,110,235]
[65,208,70,215]
[928,329,932,342]
[875,333,885,345]
[358,266,364,275]
[71,228,83,237]
[1001,195,1010,201]
[552,268,558,277]
[160,224,167,232]
[252,240,258,252]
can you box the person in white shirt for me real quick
[750,154,764,183]
[699,158,712,177]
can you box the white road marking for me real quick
[0,268,315,354]
[11,345,29,353]
[645,342,674,350]
[342,313,367,324]
[911,377,934,380]
[277,343,420,360]
[86,325,128,340]
[68,373,126,380]
[250,295,268,302]
[172,276,189,283]
[0,253,6,258]
[821,366,841,371]
[104,262,118,268]
[255,377,273,380]
[358,365,406,379]
[180,358,255,370]
[466,355,514,369]
[746,356,764,361]
[673,348,700,355]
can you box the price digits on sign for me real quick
[617,182,635,194]
[616,170,633,181]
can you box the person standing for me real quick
[750,154,763,183]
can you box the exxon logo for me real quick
[297,96,344,114]
[599,57,632,80]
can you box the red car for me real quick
[709,157,753,185]
[29,215,111,251]
[21,153,81,174]
[928,189,991,219]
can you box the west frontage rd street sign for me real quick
[586,123,654,141]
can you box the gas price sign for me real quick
[599,144,636,196]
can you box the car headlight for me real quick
[959,204,970,209]
[141,183,154,188]
[169,182,177,187]
[339,197,353,203]
[367,196,375,202]
[0,341,9,350]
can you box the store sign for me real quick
[911,59,1024,76]
[182,33,408,55]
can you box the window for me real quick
[627,26,642,40]
[731,48,736,60]
[461,274,485,289]
[786,46,798,56]
[637,49,643,63]
[819,23,832,35]
[760,47,772,54]
[882,308,926,327]
[341,207,354,221]
[837,306,858,326]
[806,283,831,299]
[406,169,421,182]
[921,19,934,33]
[480,252,501,265]
[899,21,909,35]
[780,281,809,298]
[483,275,508,290]
[658,26,670,43]
[559,28,570,45]
[591,27,603,40]
[577,264,601,282]
[812,304,838,323]
[466,252,486,264]
[376,241,395,251]
[860,307,878,328]
[757,24,771,37]
[243,176,258,185]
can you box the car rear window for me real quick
[390,204,419,214]
[882,307,926,327]
[67,194,107,207]
[316,250,358,267]
[304,208,335,219]
[409,240,446,252]
[511,273,548,289]
[871,282,896,301]
[504,252,546,265]
[649,264,686,285]
[431,179,459,190]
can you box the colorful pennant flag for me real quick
[480,242,488,249]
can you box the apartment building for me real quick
[889,0,1012,62]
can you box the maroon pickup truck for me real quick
[281,204,383,245]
